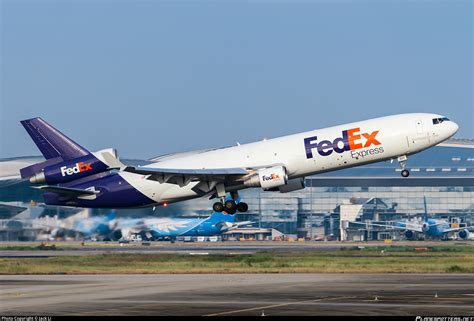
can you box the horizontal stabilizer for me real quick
[33,185,98,197]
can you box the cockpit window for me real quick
[432,117,450,125]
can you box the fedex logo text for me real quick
[60,162,93,177]
[262,173,280,181]
[304,128,382,159]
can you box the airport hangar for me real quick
[0,138,473,241]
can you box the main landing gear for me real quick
[212,192,248,214]
[398,155,410,178]
[213,200,249,214]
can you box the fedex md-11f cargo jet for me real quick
[19,113,458,213]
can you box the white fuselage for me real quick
[119,113,458,205]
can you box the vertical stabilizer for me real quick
[21,118,89,160]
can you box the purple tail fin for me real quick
[21,118,90,160]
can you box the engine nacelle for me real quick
[404,230,416,240]
[29,154,109,185]
[458,229,470,240]
[244,166,288,190]
[109,229,123,241]
[422,223,430,232]
[278,178,305,193]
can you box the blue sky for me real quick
[1,0,472,159]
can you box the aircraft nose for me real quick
[449,121,459,136]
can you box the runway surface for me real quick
[1,274,474,316]
[2,240,471,258]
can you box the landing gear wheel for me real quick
[213,202,224,212]
[401,169,410,178]
[226,208,237,215]
[236,202,249,213]
[224,200,237,211]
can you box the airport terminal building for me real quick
[1,139,473,241]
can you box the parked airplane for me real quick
[354,218,474,240]
[19,114,458,212]
[353,218,474,240]
[353,198,473,240]
[39,210,252,242]
[127,211,253,242]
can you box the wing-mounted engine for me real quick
[458,229,470,240]
[243,166,306,193]
[244,166,294,191]
[404,230,416,240]
[278,178,305,193]
[421,223,430,232]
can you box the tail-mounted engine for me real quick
[22,149,116,185]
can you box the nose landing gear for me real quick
[398,155,410,177]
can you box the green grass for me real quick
[2,249,474,274]
[358,245,474,253]
[0,244,63,251]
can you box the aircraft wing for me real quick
[124,166,248,186]
[33,186,99,197]
[0,201,86,220]
[441,226,474,233]
[350,221,423,232]
[217,220,255,232]
[102,151,250,187]
[0,202,27,212]
[0,202,30,218]
[229,220,255,230]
